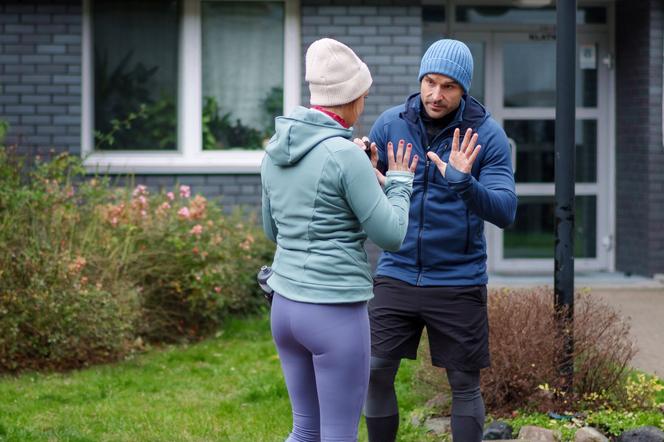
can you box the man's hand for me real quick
[427,128,481,178]
[353,136,379,168]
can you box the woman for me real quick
[261,38,418,442]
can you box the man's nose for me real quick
[432,87,444,101]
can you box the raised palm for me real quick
[427,128,481,177]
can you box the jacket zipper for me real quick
[464,208,470,254]
[414,118,458,285]
[416,155,430,286]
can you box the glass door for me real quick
[456,31,612,273]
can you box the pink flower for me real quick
[160,202,171,210]
[138,195,147,206]
[190,224,203,236]
[178,207,191,219]
[133,184,148,197]
[179,185,191,199]
[111,216,119,227]
[140,209,147,218]
[166,192,175,201]
[214,286,222,294]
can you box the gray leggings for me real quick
[271,293,371,442]
[365,357,485,442]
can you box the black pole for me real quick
[554,0,576,392]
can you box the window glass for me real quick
[422,6,446,52]
[504,195,596,259]
[202,2,284,150]
[503,42,598,108]
[456,6,606,25]
[93,0,179,150]
[504,119,597,183]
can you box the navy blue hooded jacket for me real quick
[370,93,517,286]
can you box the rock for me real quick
[424,416,451,435]
[518,425,561,441]
[575,427,609,442]
[425,392,451,411]
[617,426,664,442]
[483,420,514,440]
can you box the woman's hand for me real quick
[353,136,379,168]
[375,139,418,186]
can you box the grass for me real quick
[0,316,436,442]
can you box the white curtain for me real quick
[202,2,284,132]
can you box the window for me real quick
[93,0,180,151]
[201,1,284,150]
[455,6,606,25]
[82,0,300,172]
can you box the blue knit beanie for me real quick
[419,39,473,93]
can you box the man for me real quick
[363,39,517,442]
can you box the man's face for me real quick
[420,73,464,119]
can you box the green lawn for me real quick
[0,316,436,442]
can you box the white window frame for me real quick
[81,0,300,174]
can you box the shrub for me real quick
[0,149,139,372]
[0,146,275,372]
[103,184,274,342]
[416,287,637,415]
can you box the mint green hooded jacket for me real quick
[261,106,414,303]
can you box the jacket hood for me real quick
[265,106,353,166]
[401,93,489,131]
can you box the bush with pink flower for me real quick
[0,147,274,372]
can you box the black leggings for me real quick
[364,356,485,442]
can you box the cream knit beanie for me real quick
[305,38,373,106]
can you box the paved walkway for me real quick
[489,272,664,377]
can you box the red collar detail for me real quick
[311,106,350,129]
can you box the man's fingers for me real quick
[468,145,481,166]
[461,128,473,153]
[452,128,460,152]
[464,133,478,157]
[426,151,447,177]
[353,138,365,149]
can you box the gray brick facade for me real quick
[301,0,422,136]
[615,0,664,277]
[111,174,263,214]
[3,0,664,277]
[0,1,81,154]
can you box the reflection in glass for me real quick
[505,120,597,183]
[504,42,555,107]
[465,42,484,104]
[202,2,284,150]
[504,195,596,259]
[456,6,606,25]
[504,42,597,108]
[93,0,179,150]
[422,6,446,54]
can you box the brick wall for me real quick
[301,0,422,137]
[615,0,664,277]
[0,1,81,154]
[112,174,262,214]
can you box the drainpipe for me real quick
[554,0,576,393]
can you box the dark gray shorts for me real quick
[369,276,490,370]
